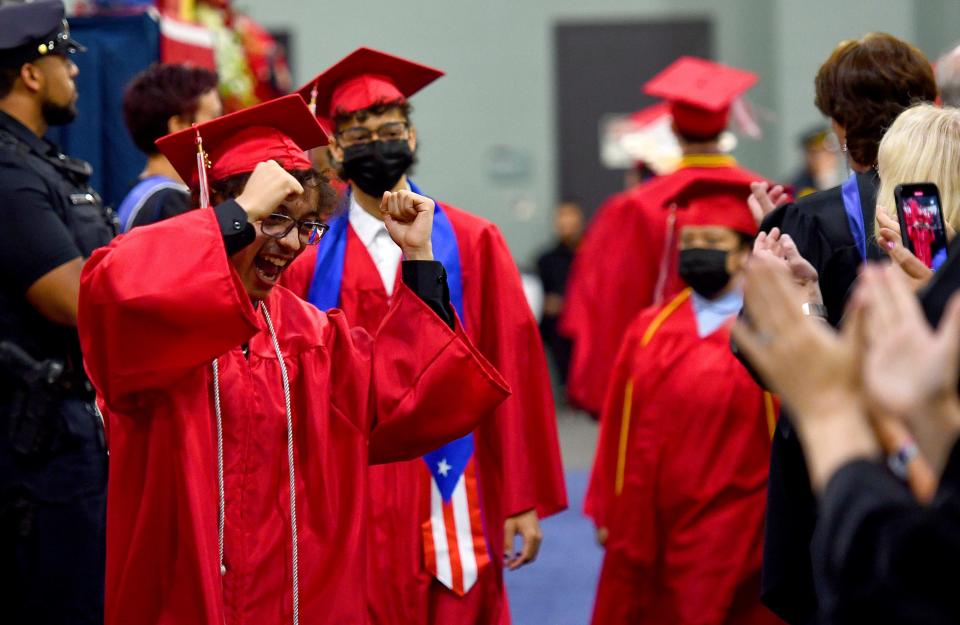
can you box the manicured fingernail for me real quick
[887,241,895,249]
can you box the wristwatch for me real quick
[801,302,828,319]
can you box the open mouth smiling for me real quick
[253,253,291,284]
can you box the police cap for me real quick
[0,1,85,69]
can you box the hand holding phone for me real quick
[895,183,949,271]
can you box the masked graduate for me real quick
[76,94,512,625]
[584,186,781,625]
[562,57,767,415]
[281,47,566,625]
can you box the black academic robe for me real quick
[757,171,882,625]
[813,439,960,625]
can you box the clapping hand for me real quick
[733,255,860,424]
[753,228,821,303]
[858,265,960,474]
[747,181,790,224]
[731,254,879,490]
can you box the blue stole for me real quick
[306,182,475,483]
[841,172,867,261]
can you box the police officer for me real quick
[0,2,115,623]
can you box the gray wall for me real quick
[241,0,953,264]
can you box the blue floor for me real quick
[505,470,603,625]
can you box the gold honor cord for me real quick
[614,379,634,497]
[614,289,694,496]
[763,392,777,440]
[642,289,692,348]
[677,154,738,169]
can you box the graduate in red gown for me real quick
[283,47,566,625]
[77,95,511,625]
[562,57,768,415]
[903,197,937,268]
[585,189,782,625]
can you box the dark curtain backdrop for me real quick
[47,13,160,207]
[554,19,713,219]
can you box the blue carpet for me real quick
[505,470,603,625]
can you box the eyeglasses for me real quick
[336,121,409,146]
[260,214,330,246]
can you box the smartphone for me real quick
[895,183,949,271]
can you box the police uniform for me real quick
[0,2,115,623]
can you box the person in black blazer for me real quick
[747,33,939,625]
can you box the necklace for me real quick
[212,301,300,625]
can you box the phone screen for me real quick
[896,184,949,270]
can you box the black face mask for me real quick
[340,140,414,198]
[678,248,732,298]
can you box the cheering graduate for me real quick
[77,95,510,625]
[283,48,566,625]
[562,57,766,415]
[585,188,780,625]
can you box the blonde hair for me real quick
[876,104,960,236]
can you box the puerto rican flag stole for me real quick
[421,435,489,595]
[306,182,490,595]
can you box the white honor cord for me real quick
[211,359,226,577]
[211,301,300,625]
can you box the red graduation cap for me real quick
[629,101,672,126]
[155,94,327,206]
[297,47,444,120]
[644,56,757,139]
[674,180,758,236]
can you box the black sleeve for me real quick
[0,164,82,293]
[812,442,960,625]
[764,192,855,327]
[401,260,455,329]
[157,188,192,221]
[760,200,790,234]
[763,200,829,277]
[130,188,192,229]
[536,251,556,294]
[760,412,820,625]
[213,200,256,256]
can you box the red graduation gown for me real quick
[78,209,510,625]
[561,156,764,415]
[283,202,567,625]
[585,290,780,625]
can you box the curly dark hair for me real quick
[192,167,339,220]
[814,33,937,167]
[332,100,413,131]
[123,64,219,155]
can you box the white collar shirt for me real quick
[348,192,403,296]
